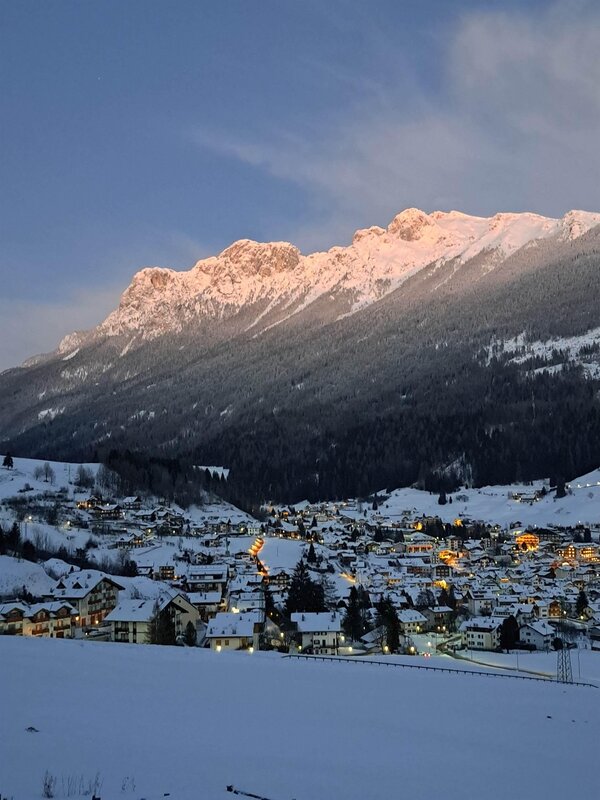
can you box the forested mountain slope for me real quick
[2,209,600,502]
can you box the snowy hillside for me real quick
[58,207,600,349]
[0,555,54,597]
[373,468,600,528]
[1,636,598,800]
[0,455,99,501]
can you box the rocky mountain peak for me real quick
[217,239,301,276]
[387,208,435,240]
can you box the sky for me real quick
[1,0,599,369]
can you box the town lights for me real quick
[248,647,254,654]
[216,645,222,652]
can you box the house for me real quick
[158,565,176,581]
[24,602,79,637]
[589,626,600,651]
[459,617,504,650]
[397,609,427,635]
[46,570,124,628]
[0,600,78,638]
[422,605,453,632]
[230,591,265,614]
[290,612,342,655]
[184,565,229,594]
[105,592,199,644]
[187,591,224,620]
[206,611,263,651]
[520,620,554,651]
[122,495,143,510]
[92,503,123,520]
[266,568,292,591]
[0,601,28,635]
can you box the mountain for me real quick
[54,207,600,351]
[2,207,600,502]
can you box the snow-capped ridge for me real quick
[52,207,600,352]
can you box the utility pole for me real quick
[557,645,573,683]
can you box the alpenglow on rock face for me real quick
[58,207,600,352]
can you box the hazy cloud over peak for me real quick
[193,2,600,250]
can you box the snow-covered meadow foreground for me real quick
[1,638,598,800]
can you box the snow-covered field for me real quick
[455,647,600,683]
[258,536,306,571]
[1,636,598,800]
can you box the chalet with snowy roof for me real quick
[46,570,124,627]
[187,591,224,620]
[463,588,496,616]
[459,617,504,651]
[229,590,265,615]
[157,565,176,581]
[76,494,103,510]
[421,605,454,631]
[115,532,149,549]
[290,612,342,655]
[184,565,229,593]
[105,592,199,644]
[0,600,78,638]
[121,495,143,510]
[519,620,554,650]
[92,503,123,520]
[265,567,292,591]
[0,601,29,635]
[206,611,263,651]
[397,609,427,635]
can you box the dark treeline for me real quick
[196,359,600,503]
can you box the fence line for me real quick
[284,653,598,688]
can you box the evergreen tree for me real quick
[2,453,14,469]
[147,601,177,645]
[285,559,325,615]
[438,587,450,607]
[6,522,21,555]
[21,540,36,562]
[375,596,401,653]
[415,588,436,609]
[261,581,277,621]
[447,585,457,610]
[320,574,339,610]
[306,542,317,563]
[183,620,197,646]
[499,615,519,652]
[342,586,366,641]
[555,478,567,499]
[576,589,588,616]
[438,491,447,505]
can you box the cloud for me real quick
[191,2,600,251]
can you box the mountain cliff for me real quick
[57,208,600,354]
